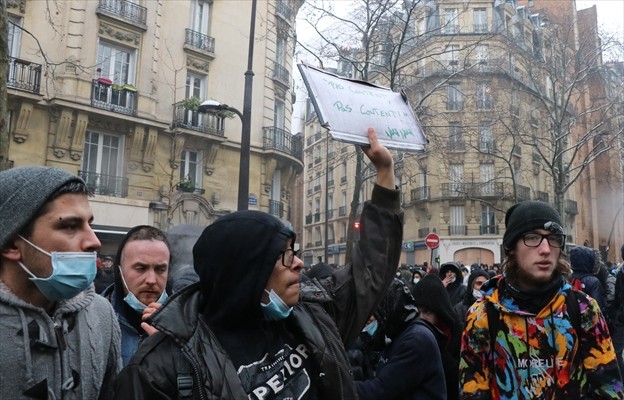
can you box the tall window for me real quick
[274,99,285,130]
[82,131,124,195]
[479,122,493,151]
[184,72,206,126]
[480,162,495,195]
[449,164,464,196]
[180,150,202,188]
[447,83,462,111]
[8,15,21,57]
[449,122,463,150]
[477,82,493,110]
[96,41,134,85]
[481,205,496,234]
[444,8,459,33]
[445,45,460,70]
[476,44,489,70]
[276,34,287,66]
[191,0,211,34]
[328,194,334,217]
[473,8,487,33]
[450,205,465,235]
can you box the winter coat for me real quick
[356,319,447,400]
[113,184,403,399]
[460,275,623,399]
[440,262,467,306]
[570,246,607,310]
[0,282,122,400]
[454,269,490,329]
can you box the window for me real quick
[180,150,202,189]
[476,44,489,70]
[184,72,206,126]
[479,122,493,152]
[341,162,347,179]
[315,198,321,214]
[97,41,135,85]
[447,83,462,110]
[82,131,124,196]
[477,82,493,110]
[276,34,287,66]
[8,15,21,58]
[444,8,459,34]
[474,8,487,33]
[450,205,465,235]
[449,164,464,196]
[449,122,463,150]
[191,0,211,35]
[274,99,285,131]
[328,194,334,216]
[481,205,496,234]
[445,45,460,71]
[480,163,495,195]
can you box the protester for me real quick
[569,245,606,310]
[114,128,403,399]
[407,268,424,292]
[454,268,489,329]
[306,255,333,280]
[95,255,115,293]
[355,279,446,400]
[413,274,462,400]
[611,244,624,375]
[439,262,467,306]
[460,200,623,398]
[101,225,171,366]
[0,166,121,399]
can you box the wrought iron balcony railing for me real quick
[79,170,128,198]
[269,200,284,218]
[8,56,41,94]
[98,0,147,26]
[449,225,467,235]
[273,62,291,87]
[411,186,430,202]
[91,79,137,115]
[516,185,531,201]
[185,28,215,53]
[263,126,303,161]
[480,225,499,235]
[173,101,225,137]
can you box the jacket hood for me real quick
[439,262,463,288]
[463,269,490,305]
[570,246,596,274]
[373,279,418,340]
[193,210,295,328]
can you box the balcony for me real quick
[411,186,430,202]
[269,200,284,218]
[338,206,346,216]
[175,184,205,195]
[314,185,321,192]
[340,176,347,184]
[417,227,430,238]
[565,199,578,215]
[516,185,531,201]
[97,0,147,28]
[447,141,465,151]
[263,126,302,160]
[315,241,322,247]
[480,225,499,235]
[446,100,463,111]
[328,179,334,187]
[305,215,313,224]
[474,23,488,33]
[79,170,128,198]
[184,29,215,54]
[273,62,291,87]
[477,99,494,110]
[314,212,321,222]
[479,139,496,153]
[327,209,334,219]
[275,0,294,22]
[91,79,137,115]
[441,182,503,198]
[7,57,41,94]
[173,102,225,137]
[536,191,549,203]
[448,225,467,235]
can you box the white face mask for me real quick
[472,288,483,300]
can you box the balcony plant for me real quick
[122,84,137,92]
[182,96,201,112]
[177,176,195,192]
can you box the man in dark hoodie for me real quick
[569,245,607,310]
[453,268,489,329]
[113,128,403,399]
[439,261,467,306]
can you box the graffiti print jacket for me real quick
[459,275,623,399]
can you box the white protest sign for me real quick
[298,64,427,152]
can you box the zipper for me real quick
[183,350,207,400]
[54,320,67,350]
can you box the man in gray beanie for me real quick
[460,200,622,398]
[0,166,121,399]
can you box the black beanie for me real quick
[411,274,458,331]
[502,200,564,250]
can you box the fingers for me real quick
[140,322,159,336]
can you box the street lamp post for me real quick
[198,0,256,211]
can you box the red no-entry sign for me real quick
[425,233,440,249]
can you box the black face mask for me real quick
[503,274,563,313]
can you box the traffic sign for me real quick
[425,233,440,249]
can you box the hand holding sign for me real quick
[298,64,427,152]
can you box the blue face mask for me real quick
[17,236,97,301]
[363,319,378,337]
[118,266,168,313]
[261,289,293,321]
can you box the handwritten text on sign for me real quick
[298,64,427,152]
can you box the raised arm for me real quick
[361,128,395,190]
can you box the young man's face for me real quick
[263,240,303,307]
[120,239,169,305]
[14,193,101,280]
[513,228,561,289]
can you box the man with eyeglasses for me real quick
[459,200,623,399]
[114,128,403,399]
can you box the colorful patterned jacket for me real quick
[460,275,623,399]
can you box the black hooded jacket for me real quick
[439,262,467,306]
[113,184,403,399]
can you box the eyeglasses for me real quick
[279,249,300,268]
[522,233,566,248]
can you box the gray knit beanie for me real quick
[0,166,85,249]
[502,200,564,250]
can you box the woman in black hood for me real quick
[453,268,490,329]
[439,262,467,306]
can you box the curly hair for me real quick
[502,248,571,285]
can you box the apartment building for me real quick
[300,0,623,266]
[5,0,305,255]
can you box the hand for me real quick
[441,276,452,287]
[361,128,395,189]
[140,302,162,336]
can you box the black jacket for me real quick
[114,184,403,399]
